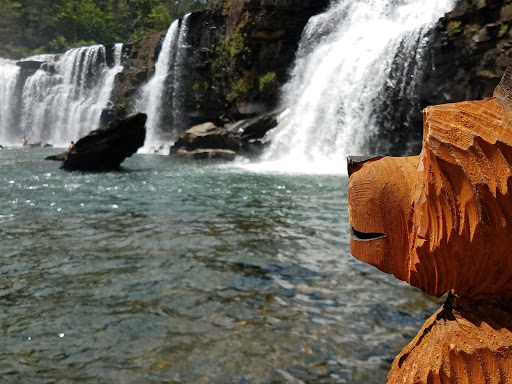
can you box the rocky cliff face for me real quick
[424,0,512,105]
[115,0,328,132]
[115,0,512,153]
[193,0,329,113]
[370,0,512,156]
[115,31,166,107]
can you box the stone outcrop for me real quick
[171,108,284,160]
[47,113,147,171]
[183,0,329,125]
[16,60,43,72]
[348,62,512,383]
[114,0,328,133]
[366,0,512,156]
[423,0,512,106]
[115,31,167,106]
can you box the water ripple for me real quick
[0,149,440,383]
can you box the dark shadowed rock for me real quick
[171,108,284,160]
[16,60,43,71]
[227,108,285,140]
[53,113,146,171]
[112,0,329,130]
[176,148,237,161]
[172,122,241,153]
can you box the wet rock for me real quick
[29,142,52,148]
[111,0,328,130]
[175,148,237,161]
[45,152,67,161]
[172,122,241,153]
[227,108,284,141]
[54,113,146,171]
[40,62,56,74]
[16,60,43,71]
[171,109,284,160]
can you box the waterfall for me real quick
[136,14,191,153]
[0,58,20,143]
[257,0,455,174]
[0,44,123,147]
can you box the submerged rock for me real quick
[47,113,146,171]
[176,148,236,161]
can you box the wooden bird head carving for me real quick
[348,68,512,301]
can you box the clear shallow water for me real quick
[0,148,441,383]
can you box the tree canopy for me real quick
[0,0,210,58]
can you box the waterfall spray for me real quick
[256,0,455,174]
[137,14,191,153]
[0,44,123,147]
[0,58,20,143]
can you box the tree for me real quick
[0,0,212,58]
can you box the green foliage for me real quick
[259,72,277,92]
[225,33,250,57]
[499,23,510,37]
[192,80,209,93]
[148,4,173,31]
[0,0,211,58]
[447,20,463,35]
[211,32,253,102]
[0,0,23,56]
[48,36,68,52]
[222,0,233,16]
[230,77,249,99]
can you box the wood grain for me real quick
[347,63,512,384]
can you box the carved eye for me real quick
[350,226,387,241]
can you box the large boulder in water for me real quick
[172,122,241,153]
[54,113,146,171]
[171,108,285,160]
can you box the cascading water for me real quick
[0,44,123,147]
[136,14,191,153]
[0,58,20,142]
[257,0,455,174]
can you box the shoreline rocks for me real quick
[171,108,285,161]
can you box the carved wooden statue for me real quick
[348,64,512,383]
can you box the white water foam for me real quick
[0,44,123,147]
[0,58,21,144]
[248,0,455,175]
[137,14,191,154]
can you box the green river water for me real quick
[0,148,441,383]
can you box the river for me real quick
[0,148,441,383]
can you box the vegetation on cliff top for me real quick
[0,0,211,59]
